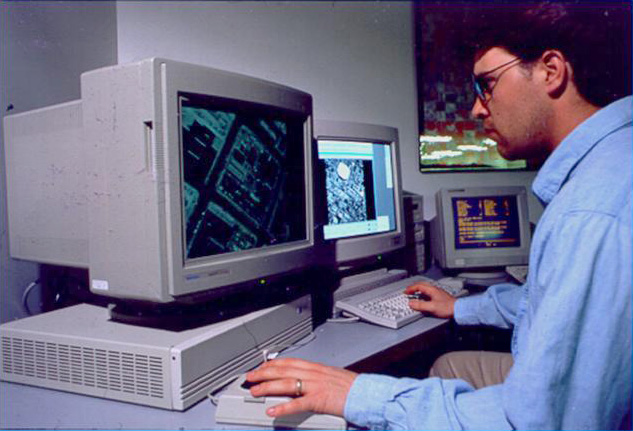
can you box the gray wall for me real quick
[1,1,117,322]
[117,0,420,193]
[116,1,542,222]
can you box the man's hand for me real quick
[245,358,358,418]
[404,282,457,319]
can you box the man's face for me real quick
[471,47,552,161]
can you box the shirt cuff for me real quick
[344,373,398,429]
[453,296,482,325]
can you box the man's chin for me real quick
[498,150,520,161]
[494,142,522,161]
[495,144,515,161]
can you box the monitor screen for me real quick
[179,92,307,260]
[431,186,531,271]
[314,120,405,269]
[318,140,396,241]
[452,194,521,250]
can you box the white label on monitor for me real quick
[376,215,390,231]
[92,279,109,291]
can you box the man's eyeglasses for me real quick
[472,57,522,103]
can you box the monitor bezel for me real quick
[314,120,405,269]
[161,60,317,298]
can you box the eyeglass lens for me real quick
[472,57,521,102]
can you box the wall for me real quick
[116,1,542,222]
[0,1,117,322]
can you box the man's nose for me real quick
[471,97,489,120]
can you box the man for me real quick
[246,2,632,429]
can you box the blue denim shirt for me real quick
[344,96,632,430]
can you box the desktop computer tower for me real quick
[402,194,428,275]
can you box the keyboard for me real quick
[335,275,466,329]
[333,268,408,307]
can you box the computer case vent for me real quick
[1,336,166,400]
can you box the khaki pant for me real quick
[429,351,514,389]
[429,351,632,429]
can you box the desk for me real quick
[1,316,448,429]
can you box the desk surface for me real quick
[1,315,447,429]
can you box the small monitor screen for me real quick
[179,92,307,260]
[317,140,397,240]
[452,195,521,250]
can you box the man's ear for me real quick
[540,50,570,98]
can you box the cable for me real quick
[262,331,318,361]
[21,279,41,316]
[327,311,361,324]
[207,331,319,405]
[207,372,243,405]
[327,316,361,323]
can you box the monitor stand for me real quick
[108,274,312,331]
[109,289,302,331]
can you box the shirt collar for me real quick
[532,96,633,205]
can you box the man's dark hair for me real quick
[464,1,631,107]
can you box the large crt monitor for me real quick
[430,186,531,272]
[314,120,405,269]
[4,58,317,304]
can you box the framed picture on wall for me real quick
[415,2,532,173]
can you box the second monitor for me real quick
[315,120,405,270]
[430,186,531,279]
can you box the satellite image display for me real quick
[324,158,376,225]
[179,93,307,260]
